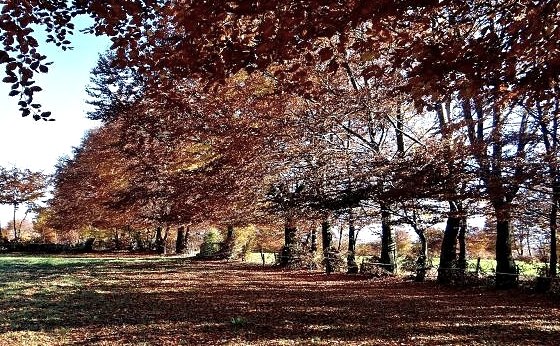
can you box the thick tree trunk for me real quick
[458,215,467,270]
[176,226,186,254]
[133,230,143,250]
[438,212,461,284]
[380,203,396,273]
[418,232,428,259]
[154,226,167,254]
[113,229,121,250]
[321,217,334,274]
[280,218,297,267]
[226,224,234,239]
[494,202,517,289]
[347,210,358,274]
[220,225,235,259]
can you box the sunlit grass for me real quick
[0,255,173,268]
[0,331,63,346]
[244,252,277,264]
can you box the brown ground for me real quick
[0,257,559,345]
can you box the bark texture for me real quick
[176,226,186,254]
[380,204,396,273]
[321,218,335,274]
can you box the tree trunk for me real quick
[415,228,428,282]
[494,202,517,289]
[550,185,559,277]
[280,217,297,267]
[526,228,532,257]
[220,225,235,259]
[12,202,17,241]
[176,226,186,254]
[226,224,234,239]
[534,99,559,278]
[260,247,266,266]
[347,210,358,274]
[321,217,334,274]
[114,229,121,250]
[154,226,165,254]
[303,232,311,248]
[438,211,461,284]
[514,233,524,257]
[337,224,343,251]
[380,203,396,273]
[185,226,190,254]
[458,215,467,270]
[310,228,317,253]
[419,231,428,260]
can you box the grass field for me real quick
[0,255,559,345]
[244,252,277,265]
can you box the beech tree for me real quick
[394,199,445,281]
[48,125,134,232]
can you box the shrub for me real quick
[359,256,394,278]
[199,229,223,257]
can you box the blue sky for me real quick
[0,17,109,226]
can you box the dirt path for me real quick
[1,258,559,345]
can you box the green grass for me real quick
[0,255,167,266]
[0,256,100,269]
[244,252,277,264]
[462,258,548,277]
[426,257,548,277]
[0,255,182,299]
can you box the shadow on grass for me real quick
[1,258,559,345]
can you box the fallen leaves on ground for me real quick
[0,256,559,345]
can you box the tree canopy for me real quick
[3,0,560,288]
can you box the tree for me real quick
[86,51,144,122]
[394,199,444,281]
[1,0,160,119]
[49,60,295,252]
[384,2,553,288]
[0,167,46,240]
[529,97,560,277]
[175,225,187,254]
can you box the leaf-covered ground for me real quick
[0,255,559,345]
